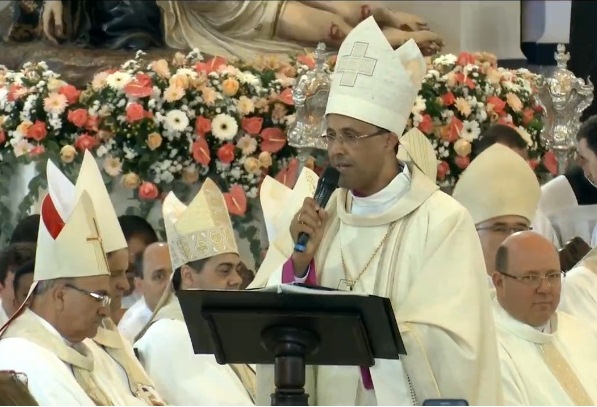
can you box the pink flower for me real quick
[26,120,47,142]
[139,182,159,200]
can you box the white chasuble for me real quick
[118,297,153,344]
[256,164,502,406]
[493,302,597,405]
[134,295,255,406]
[559,265,597,326]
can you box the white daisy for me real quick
[211,113,238,141]
[165,110,190,132]
[106,72,133,90]
[460,120,481,142]
[516,126,533,146]
[411,95,426,116]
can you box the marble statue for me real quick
[36,0,443,57]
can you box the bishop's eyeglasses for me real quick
[498,270,564,288]
[64,284,111,307]
[322,128,389,146]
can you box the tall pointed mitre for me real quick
[163,178,238,270]
[452,144,540,225]
[47,150,127,254]
[325,16,426,136]
[35,173,110,282]
[260,176,293,244]
[397,128,438,181]
[249,168,319,289]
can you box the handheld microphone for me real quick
[294,167,340,253]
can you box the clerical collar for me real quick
[350,164,411,209]
[32,311,75,346]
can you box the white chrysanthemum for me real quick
[434,54,458,66]
[516,126,533,146]
[237,71,260,87]
[460,120,481,142]
[165,110,190,132]
[106,71,133,90]
[211,113,238,141]
[411,95,426,115]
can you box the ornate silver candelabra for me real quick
[287,43,331,176]
[535,44,594,175]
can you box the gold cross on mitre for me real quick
[87,217,109,270]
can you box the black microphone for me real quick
[294,167,340,253]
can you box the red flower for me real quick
[126,103,146,123]
[85,115,100,131]
[487,96,506,116]
[275,158,299,188]
[0,129,5,145]
[124,83,153,98]
[223,184,247,216]
[241,117,263,135]
[192,137,211,166]
[442,92,456,106]
[58,85,81,105]
[440,117,462,142]
[7,85,25,102]
[139,182,159,200]
[29,145,45,157]
[26,120,47,142]
[278,88,294,105]
[456,52,476,67]
[297,55,315,70]
[68,108,88,128]
[195,56,228,74]
[135,73,153,88]
[217,143,236,164]
[542,150,558,176]
[417,114,434,135]
[454,72,475,89]
[74,133,99,151]
[437,161,450,181]
[260,127,287,153]
[455,156,470,169]
[522,108,535,126]
[195,116,212,137]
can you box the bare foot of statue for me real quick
[370,7,430,32]
[382,27,444,56]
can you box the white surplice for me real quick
[0,310,96,406]
[0,300,8,327]
[539,175,597,247]
[134,295,255,406]
[493,301,597,405]
[559,265,597,325]
[118,296,153,344]
[256,164,502,406]
[531,208,559,248]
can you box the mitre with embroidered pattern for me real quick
[46,150,127,254]
[325,16,426,137]
[250,167,319,288]
[452,144,541,225]
[163,178,238,270]
[397,127,438,181]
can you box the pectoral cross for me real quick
[87,218,109,270]
[338,279,355,292]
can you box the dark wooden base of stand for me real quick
[261,326,320,406]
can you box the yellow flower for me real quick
[169,73,190,90]
[258,151,273,168]
[455,98,472,117]
[16,120,33,137]
[182,168,199,184]
[244,157,261,174]
[453,139,472,157]
[47,78,67,92]
[146,132,163,150]
[150,59,171,78]
[164,85,184,102]
[236,96,255,116]
[121,172,141,189]
[201,86,217,106]
[60,145,77,163]
[506,93,523,112]
[222,78,240,97]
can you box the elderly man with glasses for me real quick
[453,144,542,286]
[491,230,597,405]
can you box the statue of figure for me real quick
[38,0,442,56]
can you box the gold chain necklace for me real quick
[338,221,398,291]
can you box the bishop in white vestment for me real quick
[559,245,597,325]
[0,162,119,405]
[46,151,164,405]
[257,17,501,406]
[452,144,542,287]
[491,231,597,405]
[118,296,153,343]
[134,179,255,405]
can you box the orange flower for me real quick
[223,184,247,216]
[417,114,434,135]
[260,127,287,153]
[58,85,80,105]
[139,182,159,200]
[68,109,88,128]
[241,117,263,135]
[74,133,98,151]
[217,143,236,164]
[192,137,211,166]
[222,78,240,97]
[195,116,212,137]
[126,103,145,122]
[26,120,47,142]
[278,88,294,105]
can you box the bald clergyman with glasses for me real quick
[490,230,597,405]
[453,144,542,288]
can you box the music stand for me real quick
[177,285,405,406]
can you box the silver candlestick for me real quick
[535,44,594,175]
[287,43,331,176]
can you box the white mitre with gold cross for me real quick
[325,16,426,137]
[452,143,540,225]
[397,127,438,181]
[249,167,319,289]
[46,150,127,254]
[163,178,238,270]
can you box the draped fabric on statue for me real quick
[155,0,305,60]
[256,164,502,405]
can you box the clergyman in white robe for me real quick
[559,247,597,325]
[118,296,152,344]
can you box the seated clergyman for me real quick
[491,231,597,405]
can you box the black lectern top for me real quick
[177,284,405,367]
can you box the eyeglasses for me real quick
[0,370,28,386]
[498,270,564,288]
[476,225,533,236]
[64,284,111,307]
[322,128,388,145]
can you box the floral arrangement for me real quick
[0,49,546,263]
[407,51,546,187]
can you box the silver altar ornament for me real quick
[535,44,594,175]
[287,43,331,174]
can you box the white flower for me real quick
[434,54,458,66]
[211,113,238,141]
[103,156,123,177]
[412,95,426,115]
[460,120,481,142]
[237,71,260,87]
[106,72,133,90]
[516,126,533,146]
[165,110,190,132]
